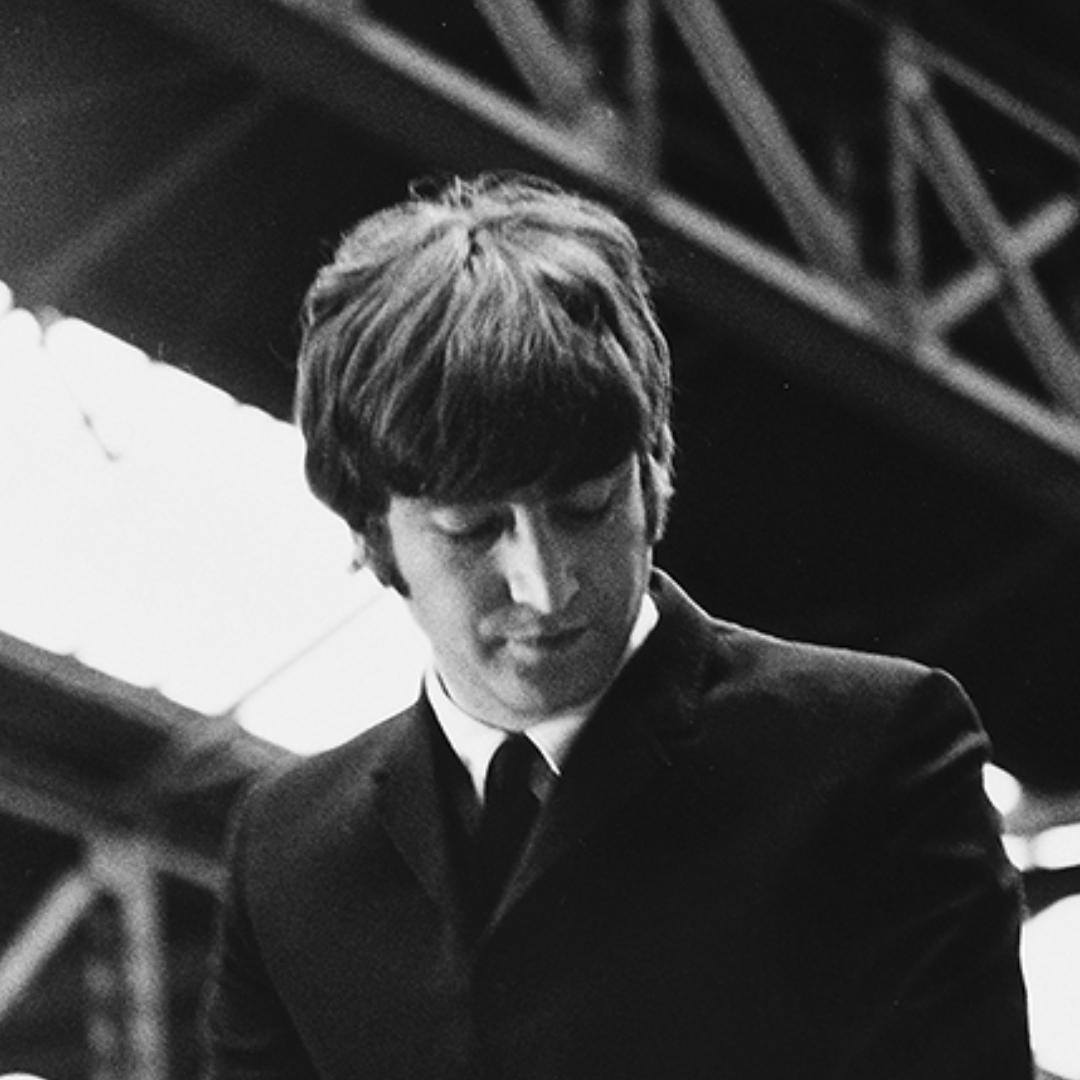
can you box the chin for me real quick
[506,682,597,720]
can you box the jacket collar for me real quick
[370,570,724,931]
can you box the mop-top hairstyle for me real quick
[295,173,674,571]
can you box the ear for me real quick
[352,522,409,595]
[640,451,674,544]
[350,531,370,573]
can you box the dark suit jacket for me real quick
[204,572,1031,1079]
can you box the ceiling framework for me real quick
[0,626,287,1079]
[0,816,171,1080]
[106,0,1080,534]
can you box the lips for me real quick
[504,625,586,652]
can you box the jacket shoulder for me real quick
[652,569,951,711]
[235,703,419,845]
[713,618,949,700]
[648,573,984,784]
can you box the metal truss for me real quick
[110,0,1080,535]
[424,0,1080,417]
[0,769,222,1080]
[0,632,259,1079]
[883,25,1080,411]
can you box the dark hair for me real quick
[295,173,674,563]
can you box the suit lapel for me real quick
[372,701,472,925]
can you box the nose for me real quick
[500,512,579,615]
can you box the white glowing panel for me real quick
[1022,896,1080,1079]
[235,585,431,754]
[983,763,1023,820]
[0,291,428,752]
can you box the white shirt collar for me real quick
[426,593,659,802]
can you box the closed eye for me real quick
[554,494,614,527]
[432,510,505,544]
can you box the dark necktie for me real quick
[474,733,544,916]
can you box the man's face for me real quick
[380,456,653,730]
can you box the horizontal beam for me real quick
[0,760,226,892]
[20,94,277,311]
[0,628,284,764]
[0,628,289,875]
[107,0,626,184]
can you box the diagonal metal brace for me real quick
[659,0,861,283]
[0,869,99,1023]
[901,66,1080,414]
[471,0,600,126]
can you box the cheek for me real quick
[593,509,650,576]
[600,543,650,598]
[409,558,497,632]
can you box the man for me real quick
[203,174,1032,1078]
